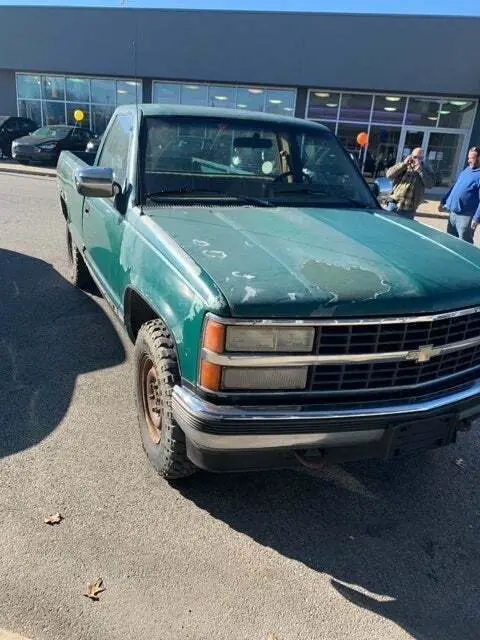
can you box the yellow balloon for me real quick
[73,109,84,122]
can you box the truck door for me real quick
[82,113,133,311]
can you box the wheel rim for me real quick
[139,355,162,444]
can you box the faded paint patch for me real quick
[301,259,389,303]
[242,286,258,302]
[232,271,256,280]
[202,250,227,259]
[193,239,210,247]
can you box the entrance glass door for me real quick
[399,129,427,160]
[426,131,467,187]
[398,128,467,189]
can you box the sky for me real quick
[0,0,478,15]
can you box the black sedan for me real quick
[12,125,93,166]
[0,116,37,158]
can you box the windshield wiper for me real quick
[145,188,272,207]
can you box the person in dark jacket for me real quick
[439,147,480,244]
[385,148,434,218]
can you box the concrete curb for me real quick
[0,164,56,179]
[416,211,449,221]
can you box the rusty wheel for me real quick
[139,355,162,444]
[134,320,196,479]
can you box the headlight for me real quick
[225,326,314,352]
[39,143,56,151]
[199,317,314,392]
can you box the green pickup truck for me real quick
[57,104,480,479]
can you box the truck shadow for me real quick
[0,248,125,458]
[178,444,480,640]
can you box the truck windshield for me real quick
[141,116,378,209]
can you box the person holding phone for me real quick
[385,147,434,219]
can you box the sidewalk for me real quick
[0,159,56,178]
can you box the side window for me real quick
[97,114,132,186]
[4,119,18,133]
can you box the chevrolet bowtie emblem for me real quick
[407,344,436,363]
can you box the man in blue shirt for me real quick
[439,147,480,244]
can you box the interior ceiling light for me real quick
[314,92,330,98]
[248,88,263,94]
[428,116,438,121]
[384,107,397,111]
[125,82,137,86]
[117,89,127,94]
[439,110,451,115]
[237,104,247,108]
[385,96,401,102]
[269,99,282,104]
[326,103,338,108]
[284,107,294,111]
[450,100,468,106]
[185,85,199,90]
[214,96,228,100]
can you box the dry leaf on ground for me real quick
[267,634,280,640]
[44,513,63,525]
[84,578,105,601]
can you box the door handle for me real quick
[84,203,90,215]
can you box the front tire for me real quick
[66,224,93,289]
[134,320,196,480]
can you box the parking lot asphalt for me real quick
[1,172,480,640]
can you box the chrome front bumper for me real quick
[172,382,480,453]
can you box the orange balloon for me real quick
[356,132,368,146]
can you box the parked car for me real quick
[57,105,480,480]
[0,116,37,158]
[85,134,103,156]
[12,125,93,166]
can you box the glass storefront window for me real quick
[66,103,91,129]
[91,79,116,106]
[339,93,373,122]
[17,75,41,100]
[307,91,340,120]
[236,87,264,111]
[17,100,42,127]
[42,101,66,125]
[371,95,406,124]
[438,100,476,129]
[405,97,443,126]
[42,76,65,101]
[180,84,208,106]
[66,77,90,103]
[92,104,115,135]
[152,82,180,104]
[208,85,236,109]
[116,80,141,105]
[266,89,295,115]
[427,132,466,187]
[366,126,401,177]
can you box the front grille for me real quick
[310,309,480,393]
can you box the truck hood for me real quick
[148,205,480,318]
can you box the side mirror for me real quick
[74,166,114,198]
[369,182,380,198]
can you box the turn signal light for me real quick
[200,361,222,392]
[203,320,225,353]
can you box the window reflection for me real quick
[116,81,141,105]
[42,101,66,125]
[17,100,41,126]
[180,84,208,106]
[236,87,264,111]
[366,126,401,177]
[438,101,476,128]
[308,91,340,120]
[91,79,116,106]
[17,75,41,100]
[405,97,443,126]
[371,95,406,124]
[67,103,90,129]
[208,86,236,109]
[339,93,373,122]
[66,78,90,103]
[42,77,65,101]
